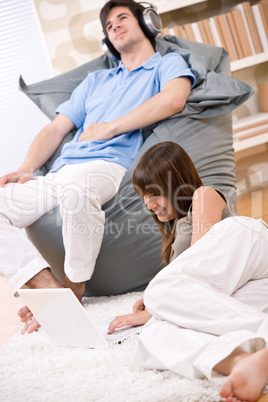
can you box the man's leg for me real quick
[19,268,63,334]
[0,176,62,333]
[54,161,126,299]
[0,177,58,291]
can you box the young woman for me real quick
[108,142,268,402]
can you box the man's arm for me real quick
[79,77,191,142]
[0,114,75,187]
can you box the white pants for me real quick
[134,216,268,384]
[0,161,126,291]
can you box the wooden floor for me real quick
[0,187,268,401]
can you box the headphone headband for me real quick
[101,2,162,60]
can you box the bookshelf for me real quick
[234,131,268,151]
[231,50,268,71]
[157,0,268,154]
[156,0,208,14]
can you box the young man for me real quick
[0,0,195,333]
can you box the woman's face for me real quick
[143,194,176,222]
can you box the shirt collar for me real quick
[115,52,161,73]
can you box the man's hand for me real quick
[0,171,33,187]
[107,309,152,334]
[78,122,116,142]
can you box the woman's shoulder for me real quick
[192,186,227,217]
[193,186,226,205]
[193,185,222,198]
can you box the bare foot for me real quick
[18,268,63,334]
[62,276,85,302]
[18,306,40,334]
[219,349,268,402]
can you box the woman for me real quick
[108,142,268,402]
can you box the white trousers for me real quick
[134,216,268,384]
[0,161,126,291]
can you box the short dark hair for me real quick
[100,0,156,48]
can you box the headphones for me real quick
[101,2,162,61]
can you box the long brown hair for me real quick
[133,141,203,263]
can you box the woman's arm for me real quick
[190,186,226,246]
[107,298,152,334]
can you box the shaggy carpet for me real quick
[0,292,232,402]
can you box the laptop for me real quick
[18,288,143,348]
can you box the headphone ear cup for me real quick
[139,7,162,39]
[101,37,121,61]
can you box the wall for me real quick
[33,0,108,74]
[0,0,53,175]
[33,0,168,74]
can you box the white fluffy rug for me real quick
[0,292,225,402]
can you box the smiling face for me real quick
[105,6,145,53]
[143,194,177,222]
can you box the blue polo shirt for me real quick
[50,52,195,172]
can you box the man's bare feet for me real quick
[19,268,63,334]
[62,276,85,302]
[18,269,85,334]
[219,349,268,402]
[18,306,40,334]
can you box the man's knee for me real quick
[59,184,102,215]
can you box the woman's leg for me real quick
[134,317,266,383]
[144,217,268,336]
[134,217,268,383]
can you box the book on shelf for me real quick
[228,9,253,57]
[261,0,268,27]
[258,2,268,41]
[215,14,238,61]
[172,25,187,39]
[158,0,268,61]
[184,23,195,41]
[209,17,222,47]
[191,22,203,43]
[226,11,244,59]
[239,2,262,54]
[233,113,268,141]
[201,19,215,46]
[252,3,268,51]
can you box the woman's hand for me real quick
[107,310,152,334]
[133,298,146,313]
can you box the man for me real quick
[0,0,195,334]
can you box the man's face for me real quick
[105,6,145,53]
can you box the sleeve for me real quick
[56,74,92,129]
[158,53,196,90]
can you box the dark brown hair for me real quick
[100,0,156,48]
[133,141,203,263]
